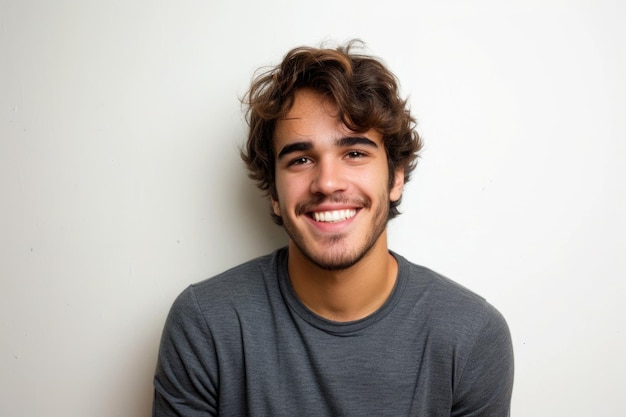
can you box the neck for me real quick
[287,233,398,322]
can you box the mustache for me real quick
[295,194,371,216]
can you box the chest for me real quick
[215,309,456,416]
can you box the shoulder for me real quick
[393,253,513,393]
[168,249,285,323]
[193,251,278,296]
[393,252,510,341]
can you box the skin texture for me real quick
[272,89,405,321]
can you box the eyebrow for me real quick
[277,141,313,160]
[336,136,379,149]
[276,136,378,160]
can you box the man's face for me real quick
[272,88,404,271]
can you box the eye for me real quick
[345,150,366,159]
[288,156,312,167]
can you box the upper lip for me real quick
[307,204,359,213]
[296,195,368,217]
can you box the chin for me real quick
[296,239,376,271]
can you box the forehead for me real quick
[273,89,382,147]
[279,89,340,127]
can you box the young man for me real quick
[153,41,514,416]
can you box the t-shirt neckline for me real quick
[275,247,407,335]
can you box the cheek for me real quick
[272,175,298,214]
[356,164,393,194]
[278,168,309,191]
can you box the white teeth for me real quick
[312,209,357,223]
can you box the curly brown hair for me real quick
[241,40,423,225]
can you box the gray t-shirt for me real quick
[153,248,513,416]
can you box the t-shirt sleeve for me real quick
[153,286,218,417]
[452,304,514,417]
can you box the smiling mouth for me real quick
[311,209,357,223]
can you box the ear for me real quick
[389,168,405,203]
[271,196,281,217]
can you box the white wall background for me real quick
[1,0,624,416]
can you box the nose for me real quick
[310,157,348,196]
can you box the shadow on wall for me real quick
[109,320,162,417]
[133,341,158,417]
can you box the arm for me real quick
[452,305,514,417]
[153,287,219,417]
